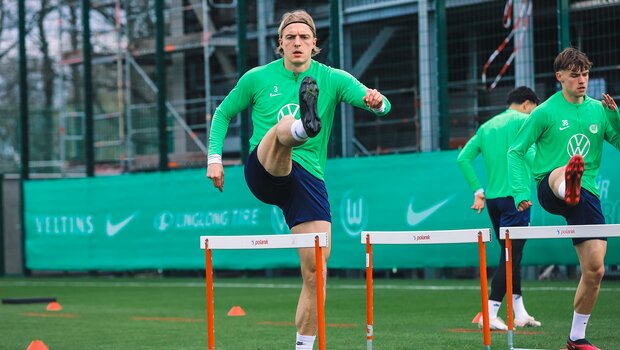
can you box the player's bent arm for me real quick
[207,112,232,158]
[206,112,231,193]
[207,73,255,157]
[508,147,530,207]
[206,73,255,192]
[508,110,546,206]
[331,68,391,117]
[524,144,536,169]
[604,107,620,136]
[522,144,536,185]
[456,134,483,192]
[602,93,619,134]
[603,121,620,151]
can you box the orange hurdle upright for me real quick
[363,229,492,350]
[500,224,620,350]
[201,233,328,350]
[205,240,215,350]
[477,232,491,350]
[315,236,326,350]
[504,230,515,350]
[365,234,374,350]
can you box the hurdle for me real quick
[500,224,620,350]
[200,233,329,350]
[362,229,493,350]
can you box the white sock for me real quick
[569,312,590,341]
[488,299,501,319]
[558,180,566,199]
[513,294,529,319]
[291,120,308,141]
[296,333,315,350]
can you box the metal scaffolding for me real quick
[12,0,620,176]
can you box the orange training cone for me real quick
[26,340,49,350]
[46,302,62,311]
[471,311,482,323]
[227,306,246,316]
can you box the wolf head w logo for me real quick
[271,206,289,234]
[340,191,368,236]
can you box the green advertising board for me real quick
[25,144,620,270]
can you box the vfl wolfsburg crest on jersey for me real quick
[589,124,599,134]
[567,133,590,157]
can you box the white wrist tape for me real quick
[208,154,222,165]
[370,101,386,113]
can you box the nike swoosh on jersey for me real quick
[106,213,138,237]
[559,125,570,131]
[270,93,282,97]
[406,197,453,226]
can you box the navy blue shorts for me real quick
[486,197,530,241]
[244,147,331,229]
[537,173,606,245]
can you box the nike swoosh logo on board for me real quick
[406,197,453,226]
[106,213,138,237]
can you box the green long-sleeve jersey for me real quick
[457,109,534,199]
[208,58,391,180]
[605,104,620,135]
[508,91,620,206]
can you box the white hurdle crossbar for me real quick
[500,224,620,350]
[200,233,328,250]
[362,229,493,350]
[500,224,620,240]
[200,233,328,350]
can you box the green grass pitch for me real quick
[1,277,619,349]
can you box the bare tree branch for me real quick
[0,11,44,60]
[37,0,56,108]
